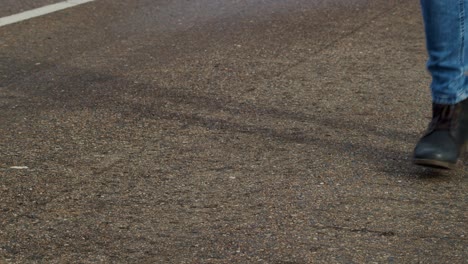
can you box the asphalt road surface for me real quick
[0,0,467,263]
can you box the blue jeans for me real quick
[421,0,468,104]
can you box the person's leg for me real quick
[413,0,468,169]
[421,0,468,104]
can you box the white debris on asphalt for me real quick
[10,166,29,169]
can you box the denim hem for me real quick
[432,88,468,104]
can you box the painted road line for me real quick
[0,0,95,27]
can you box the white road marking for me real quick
[0,0,95,27]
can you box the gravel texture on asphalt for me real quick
[0,0,466,263]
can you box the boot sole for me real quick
[412,143,467,170]
[412,159,456,170]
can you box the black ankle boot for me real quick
[413,99,468,169]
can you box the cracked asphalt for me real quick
[0,0,467,263]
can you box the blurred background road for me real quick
[0,0,466,263]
